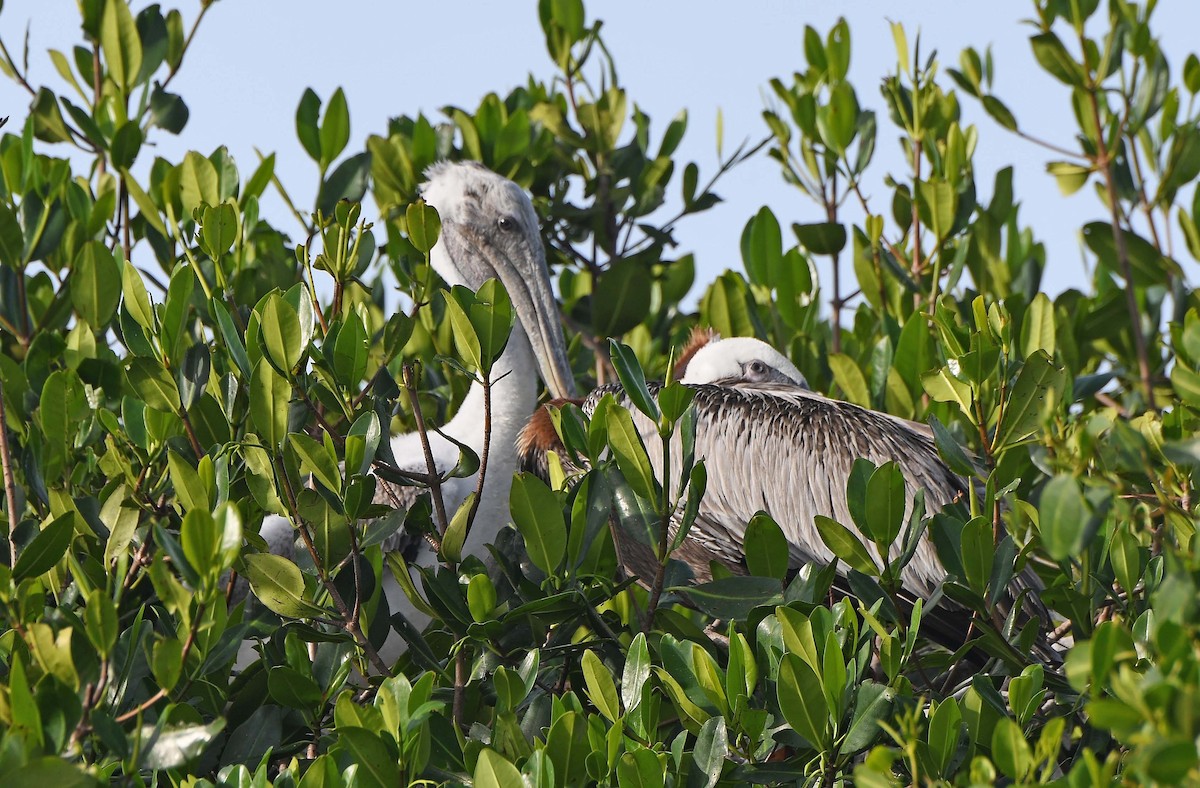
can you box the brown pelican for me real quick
[523,329,1045,660]
[678,334,809,389]
[241,163,575,664]
[517,330,809,479]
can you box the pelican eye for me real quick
[749,361,767,375]
[497,215,518,232]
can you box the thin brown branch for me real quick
[115,603,204,723]
[0,378,19,568]
[277,459,391,676]
[1083,62,1156,410]
[401,364,450,534]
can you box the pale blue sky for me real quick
[2,1,1198,302]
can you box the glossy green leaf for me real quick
[604,405,658,503]
[622,632,651,713]
[581,649,621,721]
[743,512,789,580]
[71,241,120,329]
[777,653,829,747]
[319,87,350,169]
[475,749,524,788]
[240,553,329,618]
[864,462,906,548]
[828,353,870,407]
[249,360,290,449]
[287,433,342,494]
[814,515,877,575]
[610,339,659,421]
[995,351,1065,451]
[100,0,142,91]
[509,473,566,575]
[13,513,74,581]
[1038,474,1088,561]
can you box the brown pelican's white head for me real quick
[420,161,576,398]
[679,336,809,388]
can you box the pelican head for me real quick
[680,337,809,388]
[420,161,576,398]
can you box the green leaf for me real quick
[288,433,342,494]
[442,288,482,372]
[982,95,1019,131]
[152,637,183,689]
[864,462,906,548]
[167,450,209,512]
[406,199,441,254]
[922,367,974,421]
[331,310,369,384]
[679,576,783,621]
[295,88,322,162]
[467,573,496,622]
[240,553,329,618]
[319,88,350,169]
[744,513,789,580]
[333,728,402,787]
[844,681,894,753]
[581,649,621,721]
[960,516,994,595]
[927,698,962,776]
[545,710,589,787]
[814,515,877,575]
[816,82,858,154]
[777,653,829,747]
[260,294,303,374]
[1046,160,1091,196]
[742,206,782,285]
[200,201,238,260]
[622,632,652,713]
[692,716,728,788]
[121,261,155,331]
[471,279,515,371]
[249,360,290,449]
[100,0,142,92]
[71,241,121,329]
[991,718,1033,780]
[917,178,958,241]
[1021,293,1056,358]
[1110,525,1142,595]
[148,87,188,134]
[439,492,475,565]
[83,588,118,658]
[610,340,659,421]
[1038,474,1088,561]
[1030,32,1085,87]
[994,351,1064,451]
[828,353,870,407]
[616,748,664,788]
[110,122,143,170]
[593,257,652,337]
[509,473,566,575]
[792,221,847,256]
[605,405,659,503]
[178,151,218,217]
[474,749,524,788]
[14,513,74,581]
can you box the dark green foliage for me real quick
[0,0,1199,784]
